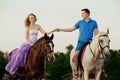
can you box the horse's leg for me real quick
[36,74,43,80]
[26,74,31,80]
[38,76,42,80]
[10,75,15,80]
[95,69,102,80]
[10,74,19,80]
[81,72,84,80]
[84,69,89,80]
[26,76,31,80]
[19,77,26,80]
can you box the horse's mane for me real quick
[95,32,108,38]
[99,32,107,35]
[34,36,45,45]
[92,32,108,43]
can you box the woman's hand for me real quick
[30,43,34,46]
[53,28,62,32]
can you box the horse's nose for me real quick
[50,55,55,62]
[47,53,55,63]
[50,57,54,63]
[105,51,110,59]
[107,51,111,58]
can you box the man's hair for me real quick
[81,8,90,16]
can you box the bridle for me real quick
[98,34,110,53]
[32,40,54,57]
[44,40,54,54]
[89,34,110,58]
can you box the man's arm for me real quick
[56,26,76,32]
[94,28,99,37]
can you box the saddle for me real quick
[77,41,90,71]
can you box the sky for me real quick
[0,0,120,53]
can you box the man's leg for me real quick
[73,51,80,76]
[73,41,85,76]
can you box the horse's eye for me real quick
[46,45,49,47]
[100,39,103,43]
[45,44,48,47]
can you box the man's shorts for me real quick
[75,41,86,51]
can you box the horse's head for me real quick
[98,29,110,59]
[43,34,55,62]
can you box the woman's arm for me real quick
[25,28,34,46]
[38,25,55,35]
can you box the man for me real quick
[55,8,98,77]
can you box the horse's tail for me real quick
[16,67,27,77]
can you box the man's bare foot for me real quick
[74,70,79,77]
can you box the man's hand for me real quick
[54,27,76,32]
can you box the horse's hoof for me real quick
[43,72,51,78]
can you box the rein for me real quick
[89,44,95,57]
[32,47,46,57]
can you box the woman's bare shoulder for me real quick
[35,24,41,29]
[25,27,29,30]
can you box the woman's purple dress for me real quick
[5,29,38,74]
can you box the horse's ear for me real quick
[107,28,109,34]
[44,33,49,40]
[50,34,54,40]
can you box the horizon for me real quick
[0,0,120,53]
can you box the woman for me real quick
[5,13,55,75]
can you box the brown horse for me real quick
[12,34,55,80]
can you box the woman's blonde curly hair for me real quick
[24,13,37,28]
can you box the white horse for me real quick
[70,29,110,80]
